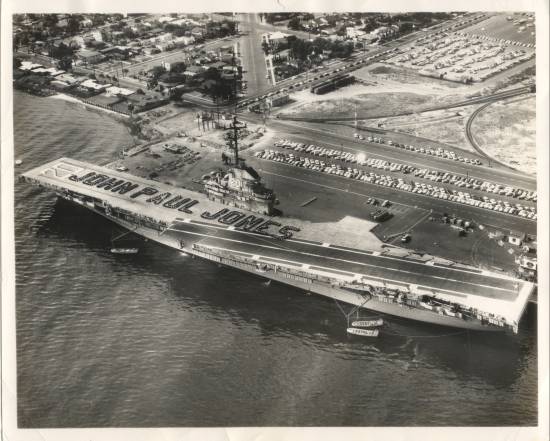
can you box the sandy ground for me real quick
[155,109,270,153]
[471,95,536,175]
[278,64,472,120]
[277,59,534,122]
[367,107,476,152]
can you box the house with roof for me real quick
[262,31,290,48]
[80,18,93,27]
[127,91,169,112]
[76,49,104,65]
[80,79,111,93]
[173,35,195,47]
[183,65,206,78]
[155,42,176,52]
[346,27,366,40]
[190,27,205,39]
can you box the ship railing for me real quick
[190,244,517,331]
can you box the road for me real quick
[465,101,514,170]
[237,13,271,97]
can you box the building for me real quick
[346,27,366,39]
[508,231,526,246]
[190,27,205,39]
[100,46,135,60]
[183,65,206,78]
[273,48,291,61]
[79,79,111,93]
[173,36,195,47]
[80,18,93,27]
[126,92,169,112]
[56,73,80,85]
[105,86,135,97]
[161,60,187,72]
[155,42,176,52]
[266,94,289,107]
[87,30,104,42]
[262,31,290,48]
[76,49,104,65]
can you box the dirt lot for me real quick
[279,63,485,121]
[470,95,536,175]
[364,107,476,153]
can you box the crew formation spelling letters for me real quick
[68,171,301,238]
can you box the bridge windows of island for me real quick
[67,171,301,238]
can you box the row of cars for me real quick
[353,133,483,165]
[255,148,537,220]
[238,48,400,109]
[387,23,534,83]
[273,138,535,202]
[455,31,535,49]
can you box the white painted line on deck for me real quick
[207,244,518,303]
[172,216,515,281]
[167,227,518,295]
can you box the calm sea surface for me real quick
[14,91,537,427]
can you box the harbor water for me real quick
[13,91,538,427]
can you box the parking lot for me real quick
[384,28,535,83]
[254,139,537,220]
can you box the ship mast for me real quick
[228,45,243,168]
[232,114,240,166]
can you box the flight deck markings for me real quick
[166,228,518,295]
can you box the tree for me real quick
[150,65,166,79]
[288,17,302,31]
[261,41,270,55]
[58,57,73,71]
[67,16,81,35]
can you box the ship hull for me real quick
[63,195,506,333]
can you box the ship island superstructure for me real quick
[21,157,535,333]
[203,166,276,215]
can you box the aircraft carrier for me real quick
[20,153,535,334]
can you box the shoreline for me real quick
[49,93,130,120]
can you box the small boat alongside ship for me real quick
[110,248,139,254]
[351,319,384,328]
[347,328,380,338]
